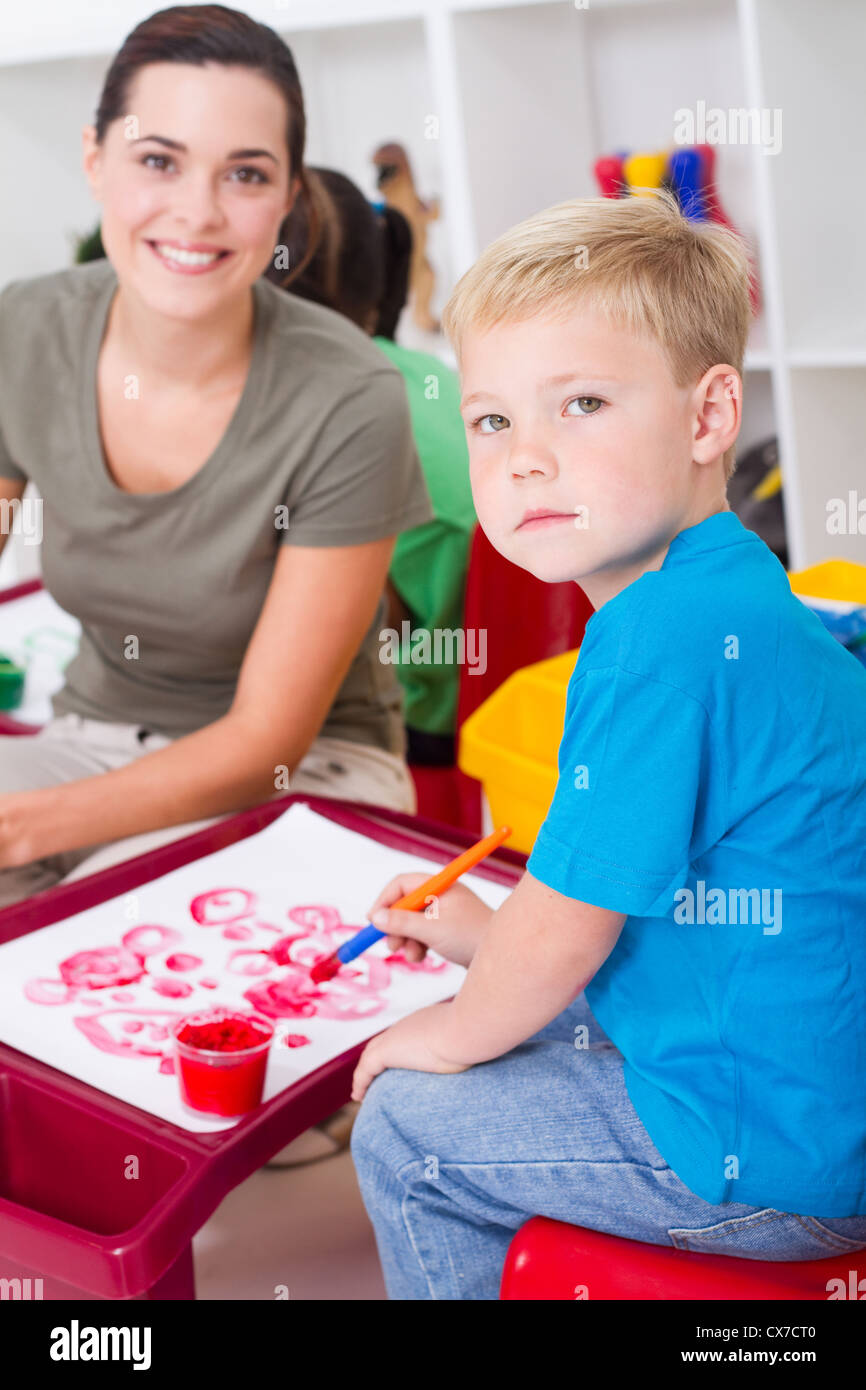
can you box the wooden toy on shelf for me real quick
[372,141,440,334]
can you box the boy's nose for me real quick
[508,445,558,480]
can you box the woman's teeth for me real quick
[153,243,225,266]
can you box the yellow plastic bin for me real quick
[787,558,866,605]
[458,649,580,854]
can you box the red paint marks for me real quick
[226,949,272,977]
[309,954,340,984]
[74,1008,184,1058]
[253,920,284,936]
[121,925,183,957]
[243,975,319,1019]
[23,978,78,1005]
[152,978,194,999]
[189,888,255,926]
[165,953,203,972]
[244,962,385,1022]
[287,905,342,933]
[159,1056,176,1074]
[268,934,308,967]
[23,894,429,1081]
[59,947,145,991]
[222,925,254,941]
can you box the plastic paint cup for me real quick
[171,1008,274,1117]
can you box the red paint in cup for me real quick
[171,1008,274,1117]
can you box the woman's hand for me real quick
[0,790,43,869]
[366,872,495,970]
[351,1001,470,1103]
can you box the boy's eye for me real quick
[474,413,509,434]
[566,396,604,415]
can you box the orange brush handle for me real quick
[390,825,512,912]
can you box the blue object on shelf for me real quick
[668,148,707,221]
[805,604,866,668]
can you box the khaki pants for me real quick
[0,712,416,910]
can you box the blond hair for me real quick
[442,188,752,481]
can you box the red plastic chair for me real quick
[457,524,593,725]
[500,1216,866,1300]
[409,524,593,831]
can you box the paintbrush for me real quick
[309,825,512,983]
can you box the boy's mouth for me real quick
[517,508,576,531]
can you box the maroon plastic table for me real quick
[0,792,525,1299]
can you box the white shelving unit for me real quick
[1,0,864,588]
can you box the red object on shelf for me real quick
[593,154,625,198]
[500,1216,865,1301]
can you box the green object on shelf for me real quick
[0,653,26,711]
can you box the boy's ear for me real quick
[692,364,741,465]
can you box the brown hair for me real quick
[93,3,322,286]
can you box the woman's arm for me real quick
[2,537,395,866]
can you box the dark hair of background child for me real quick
[264,166,413,341]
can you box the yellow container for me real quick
[458,558,866,856]
[787,558,866,605]
[458,648,580,854]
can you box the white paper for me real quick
[0,588,81,723]
[0,804,514,1131]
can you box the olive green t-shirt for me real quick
[0,260,434,753]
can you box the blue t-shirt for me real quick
[527,510,866,1215]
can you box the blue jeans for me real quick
[350,992,866,1299]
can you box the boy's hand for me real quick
[365,872,494,969]
[351,1002,469,1103]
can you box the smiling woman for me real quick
[0,4,435,907]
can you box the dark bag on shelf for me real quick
[728,435,788,568]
